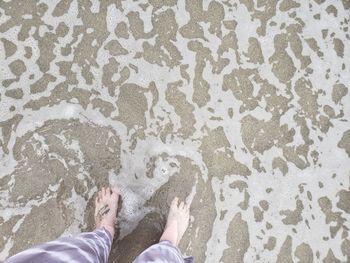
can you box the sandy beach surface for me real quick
[0,0,349,262]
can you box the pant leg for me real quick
[5,227,112,263]
[133,240,194,263]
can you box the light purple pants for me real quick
[5,228,194,263]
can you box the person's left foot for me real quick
[94,187,120,238]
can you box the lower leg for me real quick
[160,197,190,247]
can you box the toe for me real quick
[111,191,119,203]
[179,201,185,209]
[106,187,111,197]
[94,195,101,216]
[102,187,106,196]
[171,197,179,207]
[98,190,102,200]
[95,195,99,207]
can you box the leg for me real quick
[94,186,120,238]
[159,197,190,247]
[133,197,194,263]
[5,187,120,263]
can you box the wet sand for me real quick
[0,0,350,262]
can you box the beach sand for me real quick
[0,0,349,262]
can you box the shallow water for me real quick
[0,0,350,262]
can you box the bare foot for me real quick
[94,187,120,238]
[160,197,190,247]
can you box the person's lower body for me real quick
[133,240,194,263]
[5,187,118,263]
[5,231,193,263]
[5,188,194,263]
[5,227,112,263]
[133,196,194,263]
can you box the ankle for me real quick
[102,225,115,239]
[159,235,177,246]
[159,222,178,246]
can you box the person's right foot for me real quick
[160,197,190,247]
